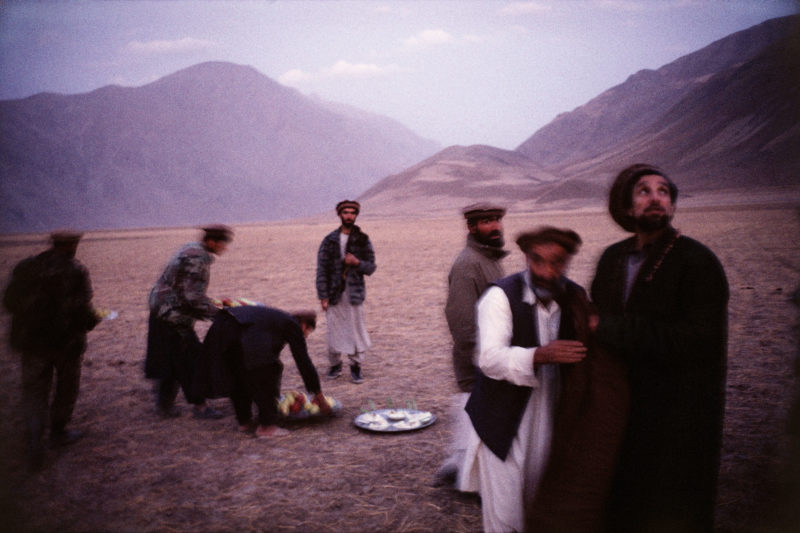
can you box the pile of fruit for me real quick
[212,297,261,308]
[277,391,338,418]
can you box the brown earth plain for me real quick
[0,203,799,533]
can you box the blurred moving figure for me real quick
[458,227,588,532]
[591,164,729,533]
[195,306,331,438]
[145,224,233,420]
[3,230,100,469]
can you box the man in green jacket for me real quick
[435,203,508,487]
[3,231,100,468]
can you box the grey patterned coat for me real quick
[316,225,376,306]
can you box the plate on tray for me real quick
[354,409,436,433]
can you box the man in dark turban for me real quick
[591,164,729,533]
[315,200,376,384]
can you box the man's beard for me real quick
[340,219,355,229]
[530,275,565,299]
[475,231,504,248]
[635,212,671,233]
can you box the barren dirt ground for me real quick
[0,205,798,532]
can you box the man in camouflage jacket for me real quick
[145,225,232,418]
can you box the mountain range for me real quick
[1,15,798,233]
[361,15,799,216]
[0,62,440,233]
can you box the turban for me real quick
[608,164,678,232]
[336,200,360,215]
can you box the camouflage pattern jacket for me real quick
[148,242,218,328]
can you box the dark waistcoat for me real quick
[466,271,579,460]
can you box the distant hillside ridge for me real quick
[515,14,799,190]
[0,61,440,233]
[359,15,799,217]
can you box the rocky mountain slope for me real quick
[0,62,440,233]
[361,15,799,216]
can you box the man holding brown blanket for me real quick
[458,227,629,533]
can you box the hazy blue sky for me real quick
[1,0,796,149]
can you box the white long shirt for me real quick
[458,271,561,533]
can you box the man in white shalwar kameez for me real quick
[458,227,588,533]
[316,200,377,384]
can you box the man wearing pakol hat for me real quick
[457,227,589,532]
[315,200,376,383]
[3,230,100,469]
[145,224,233,419]
[435,202,509,487]
[590,164,728,533]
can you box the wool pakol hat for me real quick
[201,224,234,242]
[336,200,360,215]
[50,230,83,245]
[515,226,582,255]
[462,202,506,221]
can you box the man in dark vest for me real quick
[457,227,588,532]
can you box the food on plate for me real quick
[393,419,422,430]
[368,418,390,430]
[385,409,406,421]
[407,411,433,424]
[358,412,385,424]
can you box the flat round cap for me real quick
[462,202,506,221]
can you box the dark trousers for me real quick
[146,314,203,408]
[230,360,283,427]
[21,347,82,444]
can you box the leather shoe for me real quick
[193,405,224,419]
[50,428,83,447]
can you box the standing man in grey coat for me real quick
[316,200,377,384]
[435,203,508,486]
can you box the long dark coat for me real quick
[590,228,729,533]
[194,306,321,400]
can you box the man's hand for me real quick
[344,252,360,267]
[320,298,329,311]
[312,392,333,415]
[535,340,587,365]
